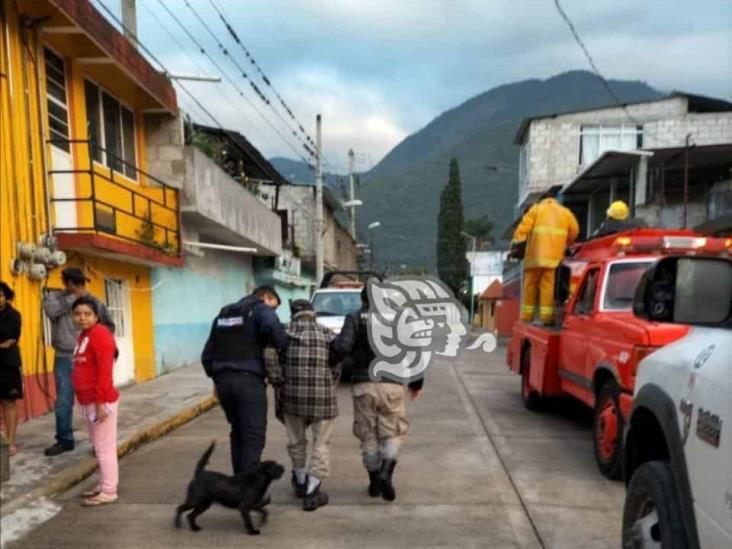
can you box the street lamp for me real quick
[461,231,477,327]
[368,221,381,270]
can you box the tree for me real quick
[463,215,495,248]
[437,158,468,295]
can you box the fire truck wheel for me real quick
[593,381,624,480]
[520,347,543,411]
[622,461,688,549]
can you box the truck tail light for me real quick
[631,345,659,376]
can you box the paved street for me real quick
[8,348,623,549]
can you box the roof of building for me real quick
[45,0,177,113]
[479,280,503,300]
[514,92,732,145]
[194,124,290,186]
[562,143,732,198]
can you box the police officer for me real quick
[332,285,423,502]
[201,285,288,474]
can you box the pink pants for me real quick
[82,400,119,495]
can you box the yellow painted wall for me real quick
[45,257,156,383]
[0,0,52,384]
[1,1,169,419]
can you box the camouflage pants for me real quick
[352,382,409,471]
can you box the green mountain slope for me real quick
[273,70,663,272]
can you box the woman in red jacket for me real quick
[71,296,119,506]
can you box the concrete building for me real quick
[151,127,295,373]
[259,183,359,275]
[514,93,732,237]
[0,0,185,419]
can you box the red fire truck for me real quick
[507,228,732,479]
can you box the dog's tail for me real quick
[195,442,215,476]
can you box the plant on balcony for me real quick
[289,242,302,258]
[136,218,159,249]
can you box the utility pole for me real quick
[120,0,138,48]
[315,114,324,285]
[348,148,356,239]
[462,231,477,327]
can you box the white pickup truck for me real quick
[622,255,732,549]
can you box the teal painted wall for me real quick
[152,251,255,375]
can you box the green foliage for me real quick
[437,159,468,294]
[464,215,495,247]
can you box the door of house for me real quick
[44,47,77,229]
[104,279,135,386]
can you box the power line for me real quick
[178,0,317,165]
[207,0,316,148]
[553,0,673,146]
[204,0,344,171]
[141,0,277,152]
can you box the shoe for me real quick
[368,470,382,497]
[81,492,118,506]
[44,443,74,456]
[81,486,101,498]
[303,485,328,512]
[380,459,397,502]
[291,471,306,498]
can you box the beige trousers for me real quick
[352,382,409,471]
[283,414,335,479]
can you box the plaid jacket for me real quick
[268,311,338,421]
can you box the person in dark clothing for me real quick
[201,285,288,474]
[0,282,22,456]
[591,200,647,239]
[331,285,423,502]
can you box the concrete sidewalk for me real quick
[0,364,215,518]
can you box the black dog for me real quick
[174,442,284,535]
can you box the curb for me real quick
[1,395,217,517]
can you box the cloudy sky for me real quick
[104,0,731,171]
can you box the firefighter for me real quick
[591,200,647,238]
[512,187,579,325]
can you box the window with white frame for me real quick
[579,125,643,166]
[44,48,71,152]
[84,80,137,179]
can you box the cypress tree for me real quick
[437,158,468,295]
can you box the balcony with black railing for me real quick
[47,139,183,267]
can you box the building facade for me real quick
[1,0,185,419]
[515,93,732,237]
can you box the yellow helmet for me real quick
[607,200,630,221]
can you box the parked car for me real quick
[311,286,363,335]
[507,229,732,479]
[622,255,732,549]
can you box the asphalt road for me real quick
[8,347,624,548]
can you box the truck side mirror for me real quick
[633,256,732,326]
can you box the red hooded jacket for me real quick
[72,323,119,405]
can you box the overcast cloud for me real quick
[116,0,732,171]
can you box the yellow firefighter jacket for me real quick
[512,198,579,269]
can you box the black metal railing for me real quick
[47,139,181,256]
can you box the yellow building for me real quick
[0,0,182,420]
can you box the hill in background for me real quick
[273,70,663,271]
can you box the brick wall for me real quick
[144,114,185,189]
[519,97,690,206]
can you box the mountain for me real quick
[271,70,663,272]
[359,70,662,271]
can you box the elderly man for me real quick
[269,299,338,512]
